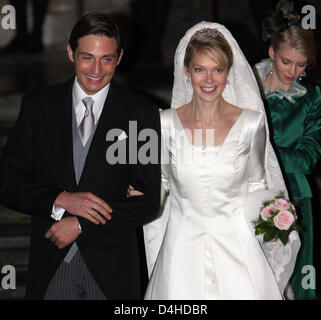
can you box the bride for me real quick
[141,22,301,300]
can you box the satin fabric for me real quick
[193,144,220,299]
[266,84,321,300]
[144,108,283,300]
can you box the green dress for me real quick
[256,59,321,299]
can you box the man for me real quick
[0,12,161,300]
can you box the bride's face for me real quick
[184,50,228,105]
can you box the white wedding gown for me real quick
[143,108,284,300]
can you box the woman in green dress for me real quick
[255,1,321,299]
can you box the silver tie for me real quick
[79,96,95,146]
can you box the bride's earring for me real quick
[186,77,190,84]
[226,80,230,85]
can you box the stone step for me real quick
[0,236,30,250]
[0,247,29,269]
[0,205,31,235]
[0,220,31,238]
[0,254,29,300]
[0,94,21,154]
[0,125,12,155]
[0,203,30,299]
[0,264,28,281]
[0,94,21,123]
[0,286,26,300]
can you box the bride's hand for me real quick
[127,185,144,197]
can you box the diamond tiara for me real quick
[190,28,224,41]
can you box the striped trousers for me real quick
[44,251,107,300]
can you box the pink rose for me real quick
[273,210,295,230]
[275,199,290,210]
[260,204,275,221]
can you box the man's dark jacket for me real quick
[0,79,161,299]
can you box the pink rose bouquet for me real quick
[253,194,300,245]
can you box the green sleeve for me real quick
[278,86,321,175]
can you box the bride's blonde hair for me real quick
[184,29,233,71]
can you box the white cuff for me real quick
[51,204,65,221]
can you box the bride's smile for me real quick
[184,52,228,105]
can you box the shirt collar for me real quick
[72,77,110,124]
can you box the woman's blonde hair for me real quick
[184,29,233,71]
[271,25,316,67]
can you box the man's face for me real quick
[67,34,123,95]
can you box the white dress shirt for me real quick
[51,77,110,221]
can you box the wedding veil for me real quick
[171,21,287,195]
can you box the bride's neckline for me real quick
[192,144,222,150]
[174,108,245,148]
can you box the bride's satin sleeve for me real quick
[244,111,274,229]
[143,116,171,278]
[244,111,301,299]
[247,111,266,193]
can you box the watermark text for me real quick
[1,5,16,30]
[1,265,16,289]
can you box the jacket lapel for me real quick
[77,82,128,190]
[45,79,77,191]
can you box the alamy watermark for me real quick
[105,121,218,165]
[0,4,317,31]
[1,5,16,30]
[301,5,316,29]
[301,265,316,290]
[1,265,16,290]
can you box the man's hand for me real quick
[54,191,112,225]
[45,216,81,249]
[127,185,144,197]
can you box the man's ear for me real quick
[116,49,124,66]
[67,44,75,63]
[268,46,275,60]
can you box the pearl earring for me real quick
[270,61,274,74]
[186,77,190,84]
[299,71,306,81]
